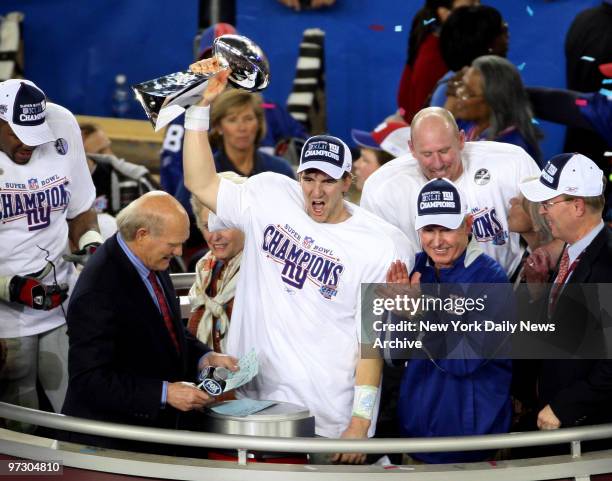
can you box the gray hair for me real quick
[471,55,542,159]
[116,206,163,241]
[115,191,181,241]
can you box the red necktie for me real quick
[548,247,571,315]
[147,271,180,352]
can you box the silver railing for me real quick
[2,402,612,481]
[2,402,612,455]
[171,272,196,290]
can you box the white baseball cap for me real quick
[351,121,411,157]
[415,178,468,230]
[0,79,55,146]
[519,153,604,202]
[297,134,352,179]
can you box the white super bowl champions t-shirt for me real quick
[217,172,414,438]
[0,103,95,337]
[361,141,540,277]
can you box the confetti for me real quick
[423,17,436,26]
[574,98,588,107]
[581,56,595,62]
[517,62,526,71]
[394,25,403,32]
[599,63,612,77]
[599,88,612,97]
[604,151,612,157]
[526,6,534,16]
[531,118,540,125]
[369,24,385,31]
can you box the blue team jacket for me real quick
[398,241,513,463]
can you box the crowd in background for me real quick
[0,0,611,467]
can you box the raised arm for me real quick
[183,60,231,213]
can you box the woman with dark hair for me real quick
[430,5,508,108]
[448,55,543,165]
[396,0,479,123]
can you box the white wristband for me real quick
[185,105,210,131]
[78,230,104,250]
[352,385,379,420]
[0,275,10,302]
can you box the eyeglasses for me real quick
[456,85,483,101]
[539,199,573,211]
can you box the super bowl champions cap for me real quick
[297,134,352,179]
[519,153,603,202]
[415,178,468,230]
[351,121,411,157]
[0,79,55,146]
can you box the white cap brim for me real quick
[415,212,464,231]
[297,160,345,179]
[12,122,55,147]
[519,177,558,202]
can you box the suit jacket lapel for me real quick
[567,228,605,284]
[109,236,182,359]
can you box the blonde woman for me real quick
[187,172,246,352]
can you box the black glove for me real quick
[9,276,69,310]
[62,242,101,267]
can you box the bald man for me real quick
[62,191,237,454]
[361,107,541,279]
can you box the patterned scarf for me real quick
[187,250,242,352]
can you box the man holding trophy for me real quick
[179,50,413,463]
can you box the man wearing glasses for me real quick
[519,153,612,440]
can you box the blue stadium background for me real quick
[0,0,600,160]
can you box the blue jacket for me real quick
[398,241,512,463]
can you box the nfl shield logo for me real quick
[303,236,315,249]
[28,178,39,190]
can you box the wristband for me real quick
[352,385,379,420]
[185,105,210,131]
[78,230,104,250]
[0,276,10,302]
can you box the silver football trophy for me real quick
[133,34,270,131]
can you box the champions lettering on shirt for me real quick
[261,223,345,298]
[0,175,71,231]
[471,207,507,246]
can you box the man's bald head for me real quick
[409,107,465,181]
[117,191,188,241]
[410,107,460,144]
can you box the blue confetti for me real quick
[531,118,540,125]
[423,18,436,26]
[603,79,612,85]
[581,56,595,62]
[599,88,612,97]
[526,5,534,16]
[518,62,526,71]
[394,25,403,32]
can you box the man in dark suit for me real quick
[62,191,237,453]
[520,152,612,433]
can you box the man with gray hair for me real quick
[62,191,237,454]
[519,153,612,434]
